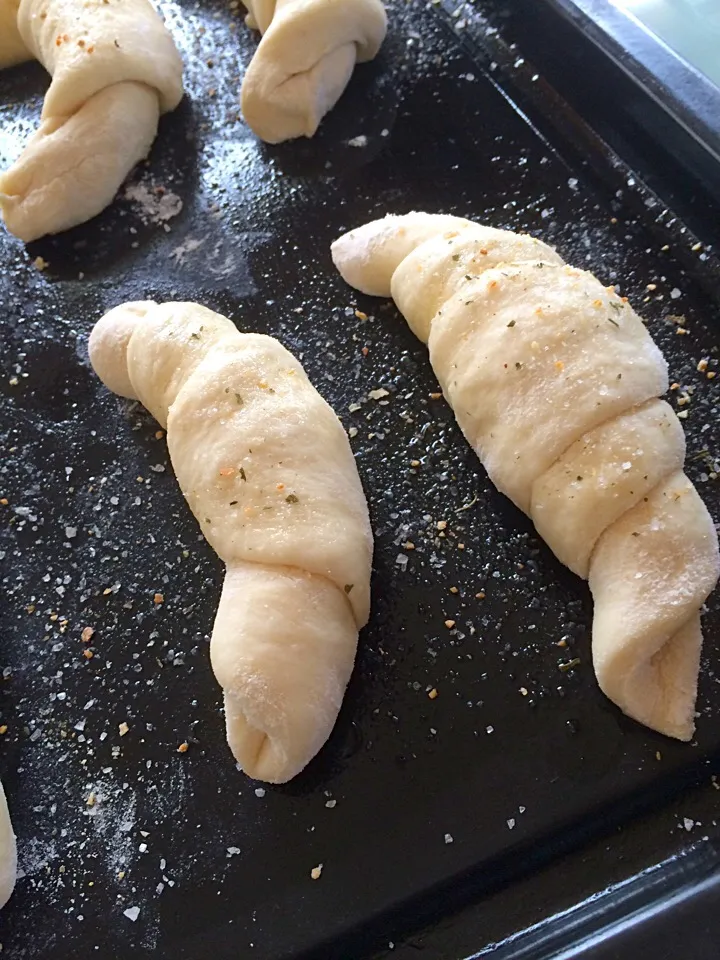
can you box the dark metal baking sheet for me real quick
[0,2,719,958]
[477,0,720,235]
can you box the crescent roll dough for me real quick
[332,212,720,741]
[0,0,183,242]
[0,780,16,910]
[241,0,387,143]
[89,301,373,783]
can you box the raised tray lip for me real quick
[533,0,720,167]
[467,839,720,960]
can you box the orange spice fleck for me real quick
[177,742,189,753]
[83,649,94,660]
[81,626,95,643]
[428,688,438,700]
[153,593,164,605]
[219,467,235,477]
[555,360,564,372]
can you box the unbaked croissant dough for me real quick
[0,0,183,242]
[240,0,387,143]
[89,301,373,783]
[332,212,720,741]
[0,779,16,910]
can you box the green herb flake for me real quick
[344,584,354,595]
[239,467,247,482]
[452,254,461,262]
[609,300,623,312]
[507,320,516,328]
[190,332,201,341]
[229,500,238,506]
[515,361,523,370]
[285,494,299,504]
[607,316,620,327]
[559,658,581,672]
[234,392,244,406]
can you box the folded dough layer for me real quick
[0,0,183,241]
[89,301,373,782]
[590,472,718,740]
[0,81,159,242]
[332,211,720,740]
[17,0,182,117]
[213,563,358,782]
[0,0,28,68]
[241,0,387,143]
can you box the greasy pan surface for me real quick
[0,1,718,957]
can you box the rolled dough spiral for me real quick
[332,212,720,741]
[89,301,373,783]
[0,0,183,241]
[241,0,387,142]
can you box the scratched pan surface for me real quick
[0,1,719,958]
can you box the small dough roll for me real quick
[89,301,373,782]
[241,0,387,143]
[0,0,183,241]
[332,212,720,741]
